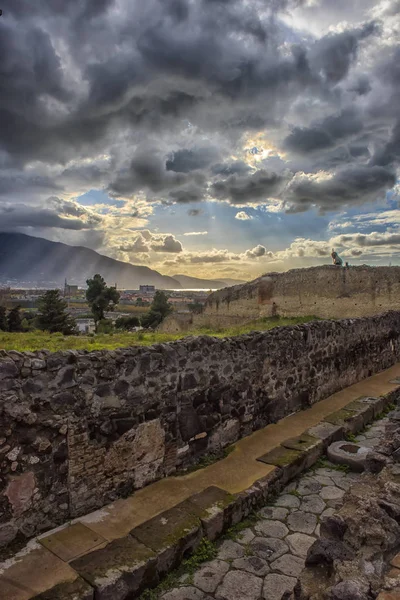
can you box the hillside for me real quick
[0,233,180,289]
[173,274,245,289]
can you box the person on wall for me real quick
[331,249,343,267]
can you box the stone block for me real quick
[257,437,323,485]
[186,486,235,541]
[32,576,94,600]
[323,408,365,434]
[307,422,344,447]
[71,536,156,600]
[131,502,203,575]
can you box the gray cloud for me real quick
[211,169,289,204]
[166,147,220,173]
[284,165,396,213]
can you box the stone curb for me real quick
[31,392,396,600]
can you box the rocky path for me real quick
[158,418,388,600]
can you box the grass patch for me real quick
[345,432,358,443]
[0,315,318,352]
[138,538,217,600]
[313,456,350,473]
[223,512,259,541]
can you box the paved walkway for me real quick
[1,363,400,600]
[159,419,387,600]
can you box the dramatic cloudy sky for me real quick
[1,0,399,280]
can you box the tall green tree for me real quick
[0,306,8,331]
[8,306,22,332]
[86,274,120,326]
[37,290,77,335]
[141,291,172,329]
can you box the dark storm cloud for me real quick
[284,165,396,213]
[0,173,62,195]
[0,0,399,223]
[211,170,289,204]
[0,202,99,230]
[166,147,220,173]
[284,109,364,153]
[309,21,380,83]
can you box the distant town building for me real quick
[64,279,79,297]
[76,318,96,334]
[139,285,156,294]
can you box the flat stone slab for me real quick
[193,560,229,594]
[131,501,202,573]
[71,535,156,600]
[232,556,270,577]
[236,528,255,544]
[254,520,289,539]
[287,511,317,534]
[215,570,263,600]
[186,486,235,542]
[263,573,297,599]
[297,478,322,496]
[217,540,245,560]
[259,506,289,521]
[300,494,326,514]
[274,494,301,509]
[39,523,107,562]
[270,553,305,577]
[250,537,288,562]
[33,577,94,600]
[307,423,344,445]
[257,445,302,467]
[319,486,345,501]
[286,532,315,558]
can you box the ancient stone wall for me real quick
[203,265,400,323]
[1,312,400,549]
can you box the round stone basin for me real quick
[327,440,370,472]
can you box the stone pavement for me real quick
[1,363,400,600]
[159,420,387,600]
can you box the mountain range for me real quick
[0,233,244,290]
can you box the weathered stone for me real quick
[250,537,288,562]
[263,573,297,600]
[187,487,235,542]
[132,503,202,574]
[287,511,317,534]
[327,579,369,600]
[286,533,315,558]
[320,486,345,501]
[32,577,94,600]
[297,478,322,496]
[300,495,326,515]
[71,535,156,600]
[5,471,36,517]
[217,540,245,560]
[215,570,263,600]
[193,560,229,593]
[162,587,213,600]
[232,556,270,576]
[0,360,18,380]
[270,553,305,577]
[0,522,18,546]
[259,506,289,521]
[275,495,301,509]
[306,538,355,566]
[254,520,289,539]
[236,528,255,544]
[320,515,348,540]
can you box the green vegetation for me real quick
[313,456,350,473]
[345,432,358,443]
[86,274,120,327]
[0,315,318,352]
[223,512,259,541]
[138,538,217,600]
[141,290,173,329]
[37,290,77,335]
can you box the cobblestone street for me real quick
[160,419,388,600]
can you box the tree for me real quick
[8,306,22,332]
[115,315,140,330]
[0,306,7,331]
[37,290,77,335]
[86,274,120,327]
[141,291,172,329]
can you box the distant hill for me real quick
[0,232,180,289]
[173,274,245,289]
